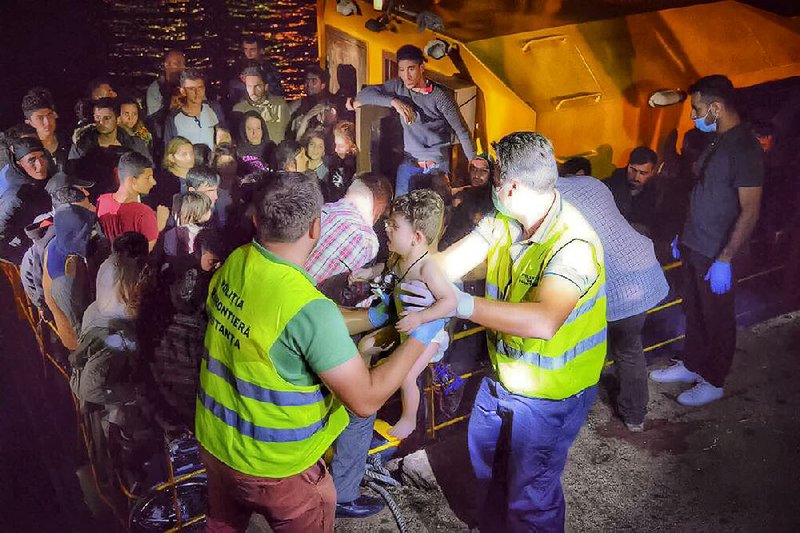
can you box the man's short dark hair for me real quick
[186,165,221,190]
[628,146,657,167]
[305,64,330,86]
[494,132,558,192]
[212,143,238,163]
[74,98,94,126]
[194,143,212,166]
[240,63,265,80]
[21,87,56,118]
[561,157,592,177]
[409,169,452,206]
[51,186,87,208]
[197,227,224,257]
[93,97,120,116]
[253,171,323,243]
[86,77,113,98]
[273,140,302,171]
[688,75,735,108]
[118,151,152,180]
[113,231,149,256]
[180,68,204,86]
[117,95,140,110]
[396,44,426,65]
[241,34,264,48]
[163,48,184,61]
[3,123,37,142]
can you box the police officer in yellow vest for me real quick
[195,171,442,532]
[402,132,606,532]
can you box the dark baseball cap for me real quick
[51,185,90,207]
[47,171,95,192]
[10,137,46,161]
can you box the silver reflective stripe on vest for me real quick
[206,352,325,406]
[564,284,606,325]
[198,389,329,443]
[496,328,607,370]
[486,282,500,300]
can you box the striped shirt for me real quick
[304,199,379,284]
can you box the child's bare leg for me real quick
[389,341,440,439]
[357,326,398,366]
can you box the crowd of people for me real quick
[0,30,789,532]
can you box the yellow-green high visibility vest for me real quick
[485,211,607,400]
[195,243,349,478]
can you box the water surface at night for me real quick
[104,0,318,98]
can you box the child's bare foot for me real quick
[388,418,416,439]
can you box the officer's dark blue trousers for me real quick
[468,377,597,532]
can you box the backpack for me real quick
[69,322,138,406]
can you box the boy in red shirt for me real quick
[97,151,168,250]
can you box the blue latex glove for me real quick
[671,235,681,260]
[409,318,445,345]
[704,260,732,295]
[367,292,391,327]
[399,280,475,319]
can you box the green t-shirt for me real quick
[270,297,358,387]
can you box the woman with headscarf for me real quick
[236,110,274,174]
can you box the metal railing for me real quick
[1,260,203,531]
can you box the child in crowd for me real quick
[302,128,328,182]
[350,189,455,438]
[323,120,357,202]
[161,191,212,258]
[193,143,212,167]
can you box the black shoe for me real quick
[335,495,385,518]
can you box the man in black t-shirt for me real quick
[650,75,763,407]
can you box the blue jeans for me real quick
[331,410,376,503]
[395,159,449,197]
[468,377,597,533]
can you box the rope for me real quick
[364,454,407,532]
[366,482,407,533]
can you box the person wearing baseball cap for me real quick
[0,137,53,263]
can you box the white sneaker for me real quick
[677,381,724,407]
[649,361,701,384]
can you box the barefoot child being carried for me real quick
[350,189,455,438]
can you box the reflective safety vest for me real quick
[485,211,607,400]
[195,243,349,478]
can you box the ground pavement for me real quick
[253,310,800,532]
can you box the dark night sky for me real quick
[0,0,111,127]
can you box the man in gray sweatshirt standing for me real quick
[350,44,478,196]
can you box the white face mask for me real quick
[492,186,514,218]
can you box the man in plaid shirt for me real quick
[305,174,392,285]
